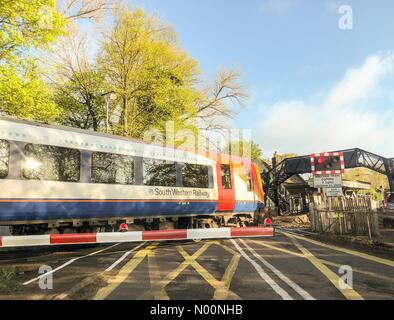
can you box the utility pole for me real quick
[101,91,117,133]
[272,153,280,216]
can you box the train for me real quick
[0,116,266,235]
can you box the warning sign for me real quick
[314,174,343,188]
[324,187,343,197]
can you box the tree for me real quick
[224,140,263,161]
[0,61,62,121]
[97,8,201,138]
[343,167,389,190]
[0,0,66,63]
[50,32,109,130]
[53,70,107,129]
[57,0,114,21]
[193,69,249,134]
[0,0,114,122]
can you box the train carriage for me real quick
[0,116,265,235]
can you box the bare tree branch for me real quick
[57,0,116,21]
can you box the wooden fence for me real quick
[309,195,380,239]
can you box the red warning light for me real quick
[317,155,325,165]
[120,223,128,232]
[264,218,272,226]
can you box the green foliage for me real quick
[0,0,66,62]
[0,266,18,292]
[343,167,389,191]
[225,140,263,160]
[97,8,202,139]
[54,70,108,130]
[0,61,62,121]
[363,187,384,202]
[0,3,246,144]
[0,0,66,122]
[277,153,298,161]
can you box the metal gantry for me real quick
[262,148,394,215]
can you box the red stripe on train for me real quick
[142,229,187,241]
[50,233,97,244]
[231,227,274,237]
[0,236,2,247]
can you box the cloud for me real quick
[256,53,394,158]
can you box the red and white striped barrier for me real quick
[0,226,274,248]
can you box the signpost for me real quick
[324,187,343,197]
[310,152,346,210]
[313,174,343,188]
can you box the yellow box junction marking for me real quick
[285,234,364,300]
[137,242,212,300]
[279,231,394,268]
[248,239,394,283]
[137,241,241,300]
[147,250,170,300]
[177,246,241,300]
[94,243,158,300]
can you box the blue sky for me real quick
[101,0,394,157]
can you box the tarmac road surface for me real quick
[1,231,393,300]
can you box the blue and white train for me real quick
[0,116,266,235]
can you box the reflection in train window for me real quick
[23,144,80,182]
[92,152,134,185]
[0,140,9,178]
[246,167,253,192]
[182,163,209,188]
[221,164,232,189]
[143,159,176,187]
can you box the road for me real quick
[0,230,393,300]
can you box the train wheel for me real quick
[158,222,175,230]
[44,228,59,235]
[127,224,145,231]
[62,228,77,234]
[210,221,219,229]
[105,225,114,233]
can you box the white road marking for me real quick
[276,227,316,236]
[23,243,121,285]
[105,242,146,272]
[230,239,293,300]
[239,239,315,300]
[276,229,306,237]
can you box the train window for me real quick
[23,144,80,182]
[0,140,9,178]
[246,167,253,192]
[182,163,209,188]
[221,164,232,189]
[92,152,134,185]
[143,159,176,187]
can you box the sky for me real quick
[99,0,394,157]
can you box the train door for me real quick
[217,161,235,211]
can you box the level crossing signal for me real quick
[310,152,345,175]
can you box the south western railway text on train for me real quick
[150,187,211,198]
